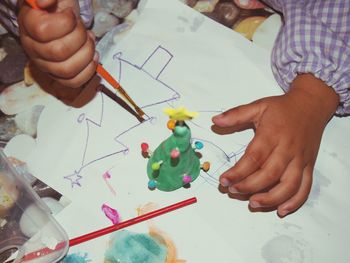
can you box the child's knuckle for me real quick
[287,176,301,193]
[51,43,69,61]
[56,65,73,78]
[246,149,264,167]
[265,172,278,182]
[61,12,76,30]
[34,23,48,40]
[67,79,82,89]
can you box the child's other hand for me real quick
[18,0,98,88]
[212,74,339,217]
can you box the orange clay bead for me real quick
[201,162,210,172]
[167,120,176,130]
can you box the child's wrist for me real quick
[288,73,339,123]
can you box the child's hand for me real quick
[212,74,339,217]
[18,0,98,88]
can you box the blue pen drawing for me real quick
[63,92,133,187]
[62,45,246,188]
[63,45,179,187]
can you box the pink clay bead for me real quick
[183,175,192,184]
[170,149,180,158]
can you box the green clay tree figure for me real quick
[141,107,210,192]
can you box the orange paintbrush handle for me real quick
[96,64,145,117]
[25,0,40,9]
[96,64,121,90]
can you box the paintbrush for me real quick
[96,64,145,119]
[24,0,145,121]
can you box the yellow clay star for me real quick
[163,107,198,121]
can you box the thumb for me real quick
[212,102,261,128]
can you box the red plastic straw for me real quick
[22,197,197,261]
[69,197,197,246]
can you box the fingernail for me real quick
[228,185,239,193]
[249,200,261,208]
[212,113,223,120]
[93,51,99,63]
[278,209,289,217]
[220,178,230,187]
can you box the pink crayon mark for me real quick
[101,204,120,225]
[102,171,117,196]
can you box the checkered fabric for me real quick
[264,0,350,115]
[0,0,93,35]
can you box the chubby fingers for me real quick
[229,146,295,194]
[248,158,304,209]
[19,2,97,87]
[213,102,272,188]
[21,19,88,62]
[277,165,313,217]
[220,133,275,188]
[51,52,99,88]
[33,32,98,88]
[19,7,77,42]
[248,162,312,217]
[212,102,262,128]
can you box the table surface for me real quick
[1,1,350,263]
[0,0,273,145]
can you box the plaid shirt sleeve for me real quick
[78,0,93,28]
[263,0,350,116]
[0,0,19,34]
[0,0,93,35]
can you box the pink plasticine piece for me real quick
[101,203,120,225]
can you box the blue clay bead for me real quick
[194,141,204,150]
[148,180,157,190]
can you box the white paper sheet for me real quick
[5,0,350,262]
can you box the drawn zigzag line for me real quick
[63,46,181,187]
